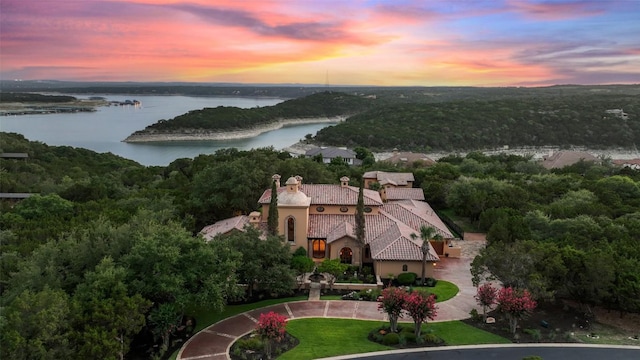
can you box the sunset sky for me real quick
[1,0,639,86]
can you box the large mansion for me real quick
[201,172,455,278]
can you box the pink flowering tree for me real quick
[404,292,438,337]
[496,287,537,336]
[378,287,407,333]
[475,283,498,322]
[255,311,287,357]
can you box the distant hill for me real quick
[124,91,374,141]
[314,91,640,151]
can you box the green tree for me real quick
[317,259,348,290]
[0,287,72,360]
[71,258,151,360]
[410,226,442,285]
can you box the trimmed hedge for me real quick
[397,272,417,285]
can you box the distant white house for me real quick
[605,109,629,120]
[305,147,362,165]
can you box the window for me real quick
[340,206,349,213]
[402,264,408,272]
[287,217,295,243]
[312,240,326,258]
[316,206,325,212]
[364,207,372,213]
[340,247,353,264]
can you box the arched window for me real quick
[340,247,353,264]
[402,264,408,272]
[286,217,295,243]
[312,240,326,258]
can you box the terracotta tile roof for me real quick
[200,215,249,240]
[380,202,453,239]
[382,152,435,165]
[363,171,414,186]
[541,151,599,169]
[385,188,425,201]
[326,222,355,244]
[259,184,383,206]
[613,159,640,166]
[308,200,446,261]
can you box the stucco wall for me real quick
[278,205,309,250]
[374,260,435,278]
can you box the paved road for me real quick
[322,344,640,360]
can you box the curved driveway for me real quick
[177,257,477,360]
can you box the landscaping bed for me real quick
[230,332,299,360]
[462,301,639,344]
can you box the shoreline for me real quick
[122,116,344,143]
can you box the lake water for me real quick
[0,95,335,166]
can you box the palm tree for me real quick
[410,225,443,285]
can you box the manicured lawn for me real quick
[278,318,391,360]
[427,321,511,345]
[279,318,510,360]
[415,280,460,302]
[320,294,344,300]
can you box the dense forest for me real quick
[314,93,640,150]
[0,93,77,103]
[128,91,374,136]
[1,131,639,359]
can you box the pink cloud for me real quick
[507,0,605,20]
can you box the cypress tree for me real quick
[268,180,279,236]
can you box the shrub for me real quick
[524,328,541,342]
[522,356,543,360]
[397,272,417,285]
[423,333,444,345]
[403,332,417,343]
[400,325,415,334]
[358,288,381,301]
[293,247,307,257]
[382,332,400,345]
[469,308,483,322]
[423,277,438,287]
[235,337,263,351]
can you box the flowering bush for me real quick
[475,283,498,321]
[404,292,437,337]
[256,311,287,342]
[378,287,407,333]
[496,287,536,335]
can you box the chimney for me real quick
[272,174,281,187]
[340,176,350,188]
[249,211,261,228]
[285,176,299,193]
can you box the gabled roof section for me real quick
[363,171,414,186]
[541,151,599,169]
[380,201,453,239]
[386,188,425,201]
[305,147,357,159]
[200,215,249,241]
[326,222,355,244]
[259,184,383,206]
[383,152,435,165]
